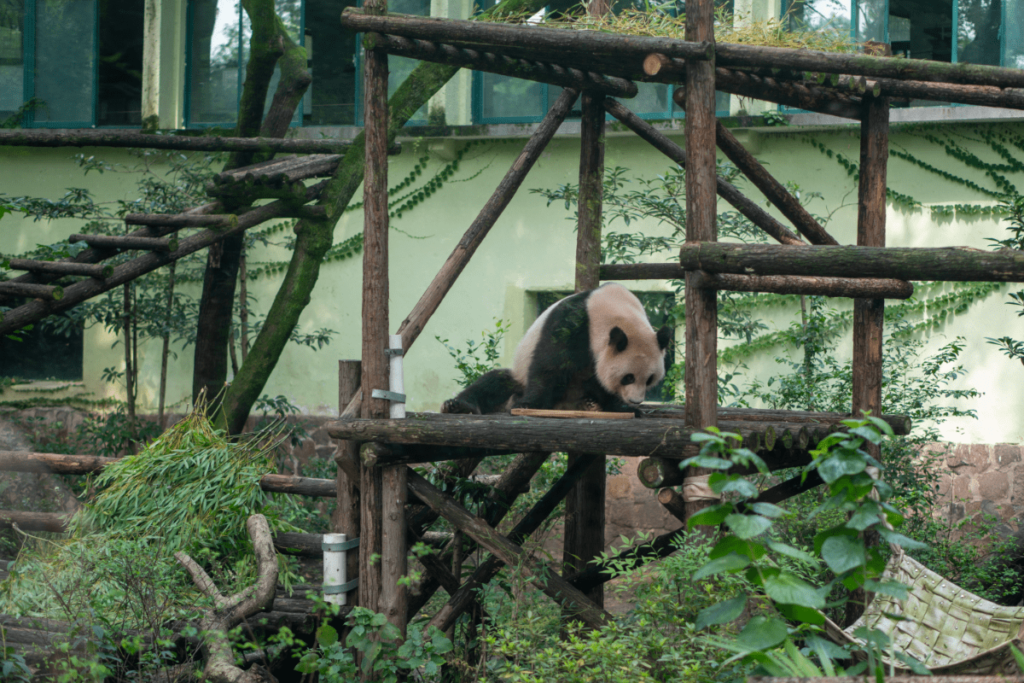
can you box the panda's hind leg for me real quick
[442,369,522,415]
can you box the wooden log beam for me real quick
[0,451,117,474]
[658,488,687,525]
[123,213,239,229]
[710,118,838,246]
[6,259,113,279]
[0,130,401,155]
[393,87,579,354]
[0,510,68,533]
[642,404,911,435]
[213,154,343,185]
[340,9,714,63]
[363,32,637,98]
[259,474,336,497]
[428,453,599,632]
[406,468,612,629]
[692,270,911,298]
[713,42,1024,90]
[0,283,63,300]
[834,74,1024,110]
[678,244,1024,282]
[602,98,806,247]
[601,263,913,298]
[67,234,176,252]
[650,63,864,119]
[406,451,548,619]
[329,413,718,459]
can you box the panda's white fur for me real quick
[441,283,671,415]
[512,283,668,409]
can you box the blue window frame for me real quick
[472,1,734,124]
[1,0,144,128]
[783,1,1023,71]
[185,0,304,128]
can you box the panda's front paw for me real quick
[442,398,480,415]
[578,399,601,413]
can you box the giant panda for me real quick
[442,283,672,416]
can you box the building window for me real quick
[186,0,303,128]
[535,290,676,402]
[472,1,733,124]
[186,0,426,128]
[784,0,1023,69]
[0,307,83,381]
[0,0,144,127]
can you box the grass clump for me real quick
[486,3,859,54]
[0,404,302,627]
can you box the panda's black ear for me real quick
[656,326,672,350]
[609,326,629,352]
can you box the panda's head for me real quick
[596,324,672,406]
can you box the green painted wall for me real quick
[2,117,1024,444]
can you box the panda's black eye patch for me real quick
[646,375,654,386]
[621,374,635,386]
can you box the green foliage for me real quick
[436,318,510,388]
[0,403,306,627]
[986,191,1024,365]
[685,419,931,678]
[273,599,451,682]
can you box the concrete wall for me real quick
[3,114,1024,444]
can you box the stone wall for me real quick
[933,443,1024,537]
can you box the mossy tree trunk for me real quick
[216,0,549,435]
[192,0,306,408]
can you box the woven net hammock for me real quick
[823,549,1024,675]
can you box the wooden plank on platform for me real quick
[510,408,633,419]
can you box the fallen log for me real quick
[678,244,1024,282]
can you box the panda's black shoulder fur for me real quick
[441,369,523,415]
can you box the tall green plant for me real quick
[684,418,930,678]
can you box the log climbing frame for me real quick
[329,0,1024,640]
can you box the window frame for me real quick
[20,0,102,129]
[183,0,308,129]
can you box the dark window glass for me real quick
[306,0,360,125]
[1006,0,1024,69]
[33,0,95,125]
[97,0,145,126]
[535,290,676,402]
[0,307,83,381]
[957,0,1002,66]
[0,0,25,122]
[188,0,241,125]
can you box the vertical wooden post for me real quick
[565,90,607,611]
[852,95,888,423]
[359,0,389,633]
[332,360,361,593]
[683,0,719,522]
[848,94,888,625]
[381,336,407,634]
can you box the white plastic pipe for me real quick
[389,334,405,419]
[323,532,347,606]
